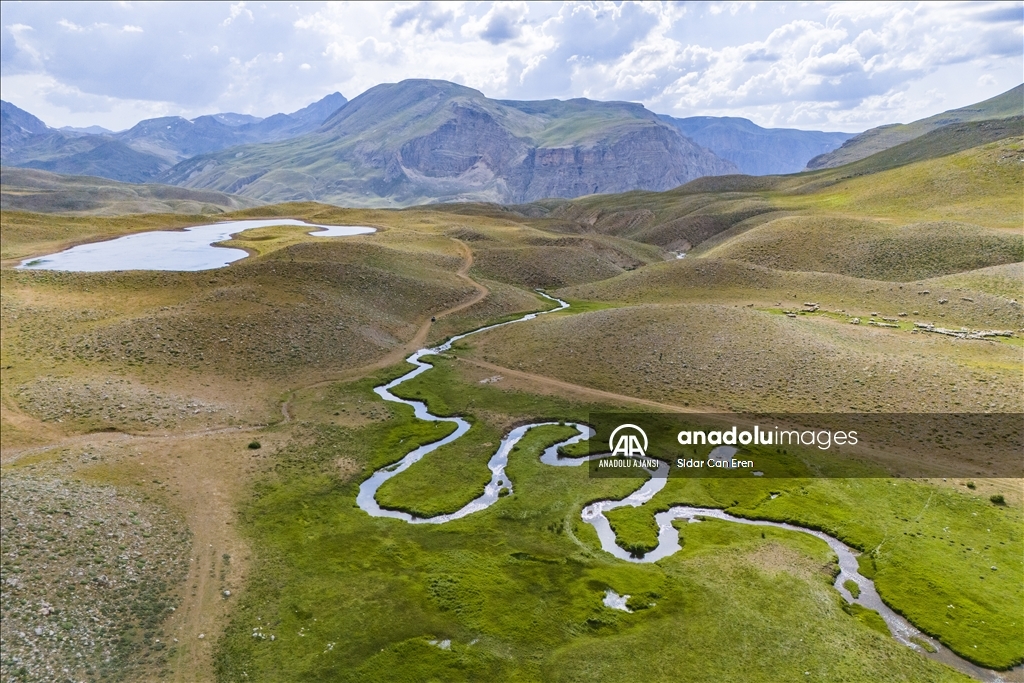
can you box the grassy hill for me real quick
[807,84,1023,169]
[1,118,1021,681]
[512,121,1023,256]
[1,167,262,216]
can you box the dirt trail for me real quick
[459,357,699,413]
[458,359,1021,490]
[278,238,488,420]
[0,423,250,465]
[150,430,279,683]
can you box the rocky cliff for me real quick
[660,115,852,175]
[161,79,737,206]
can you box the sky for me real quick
[1,1,1021,133]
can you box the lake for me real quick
[17,219,376,272]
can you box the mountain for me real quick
[210,113,263,127]
[160,79,738,207]
[60,125,116,136]
[243,91,349,141]
[113,92,349,164]
[0,167,262,214]
[1,100,50,157]
[1,101,170,184]
[806,84,1024,169]
[659,115,853,175]
[0,92,348,183]
[16,138,169,184]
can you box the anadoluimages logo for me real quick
[609,424,648,457]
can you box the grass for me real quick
[2,126,1022,681]
[0,167,263,216]
[559,257,1024,328]
[212,360,974,682]
[775,136,1024,230]
[701,216,1022,281]
[600,473,1023,669]
[463,302,1023,413]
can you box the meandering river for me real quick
[356,293,1012,682]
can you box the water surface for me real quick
[18,219,375,272]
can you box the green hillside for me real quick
[807,84,1023,169]
[2,110,1021,683]
[0,167,262,215]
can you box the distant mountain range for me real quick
[660,116,852,175]
[0,93,347,183]
[161,79,740,206]
[807,84,1024,169]
[3,81,1020,207]
[1,81,855,205]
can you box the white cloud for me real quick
[57,19,86,32]
[222,2,254,27]
[1,1,1020,131]
[462,2,529,45]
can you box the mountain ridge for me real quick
[806,83,1023,169]
[660,115,853,175]
[159,78,738,207]
[0,92,349,181]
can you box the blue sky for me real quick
[1,1,1021,132]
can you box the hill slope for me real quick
[806,84,1023,169]
[160,79,737,207]
[497,118,1022,259]
[0,167,262,215]
[659,115,852,174]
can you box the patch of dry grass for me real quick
[558,258,1024,330]
[701,217,1022,281]
[464,303,1022,413]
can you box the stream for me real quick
[356,293,1014,682]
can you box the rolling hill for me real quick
[806,83,1023,169]
[159,79,738,207]
[2,100,1022,683]
[0,167,262,215]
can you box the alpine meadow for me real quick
[1,3,1022,683]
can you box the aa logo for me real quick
[609,424,648,457]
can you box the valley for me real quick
[1,92,1022,683]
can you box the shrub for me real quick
[247,440,261,450]
[990,494,1006,506]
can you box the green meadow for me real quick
[212,354,1019,681]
